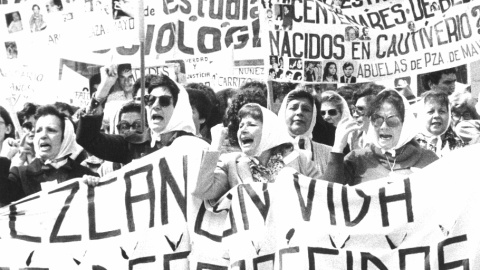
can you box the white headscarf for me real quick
[321,90,353,123]
[277,89,316,157]
[365,89,418,156]
[150,79,196,145]
[35,118,84,168]
[239,103,293,157]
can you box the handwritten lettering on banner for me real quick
[0,136,479,268]
[222,145,480,269]
[0,138,229,269]
[264,1,480,82]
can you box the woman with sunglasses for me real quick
[77,72,208,165]
[95,101,144,176]
[277,89,332,174]
[324,89,438,185]
[319,91,351,127]
[193,103,322,200]
[348,85,381,150]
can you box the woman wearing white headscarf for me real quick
[319,90,352,127]
[277,89,332,174]
[324,89,438,185]
[193,103,322,200]
[77,73,209,164]
[415,91,456,157]
[0,105,97,205]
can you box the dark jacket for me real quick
[76,114,196,164]
[0,157,97,205]
[340,76,357,83]
[323,140,438,186]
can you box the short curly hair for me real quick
[226,88,267,147]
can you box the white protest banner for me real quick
[1,138,479,268]
[62,0,264,86]
[0,137,230,269]
[262,0,480,83]
[221,144,480,269]
[0,62,59,111]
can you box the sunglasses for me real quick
[371,114,402,128]
[320,109,338,117]
[116,120,142,132]
[352,106,366,116]
[451,111,472,120]
[144,95,173,107]
[22,121,34,131]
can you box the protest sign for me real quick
[0,136,230,269]
[222,144,480,269]
[263,0,480,84]
[0,138,479,268]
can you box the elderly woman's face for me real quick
[348,29,356,40]
[34,115,63,161]
[372,102,403,150]
[286,97,314,136]
[321,102,341,127]
[237,115,263,156]
[451,105,472,127]
[423,100,449,136]
[146,86,175,134]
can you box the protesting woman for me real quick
[193,103,322,200]
[348,86,380,150]
[277,89,331,174]
[0,106,96,205]
[319,90,351,127]
[77,72,209,164]
[415,91,459,157]
[324,89,438,185]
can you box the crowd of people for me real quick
[0,65,479,205]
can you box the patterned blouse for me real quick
[248,152,285,183]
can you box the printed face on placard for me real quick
[431,73,457,95]
[344,66,354,77]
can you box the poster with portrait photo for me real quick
[338,61,357,84]
[5,42,18,59]
[273,4,293,31]
[112,0,134,19]
[83,0,110,14]
[416,65,468,96]
[289,58,302,70]
[28,3,48,32]
[304,61,321,82]
[44,0,64,13]
[345,26,359,42]
[5,11,24,34]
